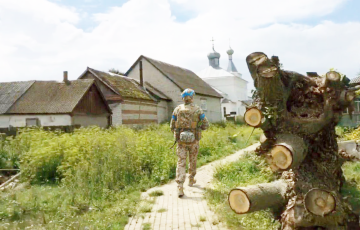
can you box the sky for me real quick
[1,0,360,95]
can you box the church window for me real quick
[200,99,207,111]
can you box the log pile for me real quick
[228,52,360,229]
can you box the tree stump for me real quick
[228,52,360,229]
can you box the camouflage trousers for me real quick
[175,141,199,188]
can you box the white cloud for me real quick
[0,0,359,96]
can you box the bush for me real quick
[0,123,261,229]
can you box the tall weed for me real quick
[0,123,261,229]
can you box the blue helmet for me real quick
[181,88,195,98]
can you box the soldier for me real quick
[170,88,209,197]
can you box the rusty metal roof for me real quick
[87,68,155,101]
[0,81,35,114]
[125,56,223,98]
[7,80,94,114]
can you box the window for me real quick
[343,108,348,114]
[26,118,40,127]
[200,99,207,111]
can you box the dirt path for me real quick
[124,143,260,230]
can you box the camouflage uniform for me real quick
[170,102,209,190]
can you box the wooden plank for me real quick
[122,110,157,115]
[122,119,157,124]
[122,101,157,107]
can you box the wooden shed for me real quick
[0,75,112,134]
[79,67,159,126]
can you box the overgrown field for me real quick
[0,123,261,229]
[205,126,360,230]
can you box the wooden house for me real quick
[78,67,164,125]
[125,55,223,122]
[0,72,112,134]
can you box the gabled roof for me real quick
[0,81,35,114]
[125,55,222,98]
[81,67,155,101]
[7,80,104,114]
[144,82,172,101]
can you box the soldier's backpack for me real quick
[175,104,200,143]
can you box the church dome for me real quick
[207,48,220,59]
[227,47,234,55]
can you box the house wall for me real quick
[192,95,222,122]
[0,114,72,128]
[203,75,247,118]
[109,103,122,126]
[127,58,222,122]
[73,85,111,116]
[338,99,360,127]
[72,115,109,128]
[157,100,170,123]
[121,99,158,125]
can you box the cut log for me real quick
[304,189,336,216]
[340,91,356,105]
[326,71,341,82]
[244,108,263,127]
[268,134,307,171]
[229,180,288,214]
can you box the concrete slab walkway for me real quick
[125,143,260,230]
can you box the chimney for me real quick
[63,71,70,85]
[139,61,144,87]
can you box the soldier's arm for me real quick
[198,109,209,130]
[170,107,178,132]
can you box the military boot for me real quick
[178,186,184,198]
[188,178,196,187]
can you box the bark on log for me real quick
[268,134,307,171]
[229,180,288,214]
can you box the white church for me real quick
[197,45,250,121]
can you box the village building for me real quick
[339,75,360,127]
[78,67,168,125]
[125,56,223,122]
[197,45,249,121]
[0,73,112,134]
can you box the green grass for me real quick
[342,161,360,214]
[204,152,281,230]
[142,223,152,230]
[0,122,261,229]
[139,204,153,213]
[157,208,167,213]
[148,190,164,197]
[204,151,360,230]
[199,215,206,222]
